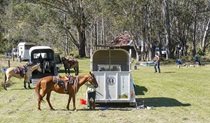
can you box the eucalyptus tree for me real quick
[170,0,209,57]
[100,0,148,60]
[40,0,97,57]
[97,0,209,58]
[2,1,54,47]
[0,0,10,53]
[101,0,170,60]
[199,1,210,53]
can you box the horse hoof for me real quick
[50,108,55,111]
[4,86,7,90]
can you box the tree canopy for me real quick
[0,0,209,59]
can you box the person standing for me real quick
[86,82,96,110]
[154,53,161,73]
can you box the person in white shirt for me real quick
[86,82,96,110]
[154,53,161,73]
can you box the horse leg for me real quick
[66,94,72,110]
[38,91,46,110]
[38,97,42,110]
[28,82,31,89]
[27,77,32,89]
[76,66,79,75]
[24,79,27,89]
[65,68,67,74]
[74,68,76,76]
[74,67,78,75]
[4,73,10,90]
[28,78,32,89]
[46,91,54,110]
[72,93,77,111]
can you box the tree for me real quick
[0,0,9,53]
[40,0,94,57]
[1,0,209,59]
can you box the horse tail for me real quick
[35,80,43,101]
[4,73,7,90]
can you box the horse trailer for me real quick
[18,42,35,61]
[29,46,61,85]
[88,49,136,106]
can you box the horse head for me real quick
[87,72,98,88]
[61,57,66,62]
[36,63,42,72]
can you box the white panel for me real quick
[106,73,118,100]
[95,72,106,100]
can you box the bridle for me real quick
[88,74,98,88]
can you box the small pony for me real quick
[4,63,42,90]
[61,57,79,75]
[35,72,98,111]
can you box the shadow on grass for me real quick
[134,85,148,95]
[162,71,176,73]
[136,97,191,107]
[78,103,133,111]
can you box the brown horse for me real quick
[35,72,98,111]
[61,57,79,75]
[4,63,42,90]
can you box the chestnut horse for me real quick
[61,57,79,75]
[4,63,42,90]
[35,72,98,111]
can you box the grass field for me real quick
[0,57,210,123]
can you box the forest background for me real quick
[0,0,209,60]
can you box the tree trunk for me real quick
[94,17,98,50]
[201,18,210,53]
[78,28,86,57]
[192,10,197,57]
[163,0,173,58]
[63,13,69,56]
[77,5,86,57]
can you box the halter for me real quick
[88,74,97,88]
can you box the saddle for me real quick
[14,66,27,77]
[64,75,74,94]
[66,75,74,85]
[53,75,65,86]
[52,75,74,94]
[67,59,77,65]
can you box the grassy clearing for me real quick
[0,57,210,123]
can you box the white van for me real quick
[18,42,35,60]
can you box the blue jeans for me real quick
[154,62,160,73]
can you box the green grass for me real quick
[1,57,210,123]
